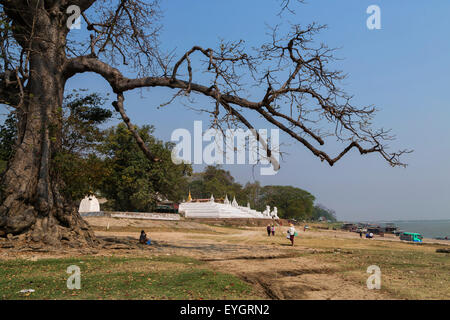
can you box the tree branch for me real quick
[64,55,410,168]
[111,92,160,162]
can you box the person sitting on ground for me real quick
[271,224,275,236]
[139,230,151,245]
[267,224,271,237]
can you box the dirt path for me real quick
[205,254,387,300]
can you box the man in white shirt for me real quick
[287,224,296,246]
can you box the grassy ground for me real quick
[1,219,448,300]
[314,246,450,299]
[0,255,258,300]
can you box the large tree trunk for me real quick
[0,8,96,246]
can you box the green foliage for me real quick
[53,153,110,202]
[0,112,17,163]
[188,165,243,201]
[241,181,262,208]
[257,185,315,220]
[61,90,112,155]
[311,204,337,222]
[52,91,113,200]
[0,160,6,173]
[99,123,191,212]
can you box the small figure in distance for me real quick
[139,230,151,245]
[287,224,297,246]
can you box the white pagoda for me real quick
[179,193,275,219]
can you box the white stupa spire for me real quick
[232,196,238,208]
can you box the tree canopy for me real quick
[99,123,191,212]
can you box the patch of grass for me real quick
[314,248,450,299]
[0,256,257,300]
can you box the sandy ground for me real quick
[1,217,448,300]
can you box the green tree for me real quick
[312,204,337,222]
[52,91,113,201]
[61,90,112,155]
[187,165,243,202]
[0,112,17,172]
[53,153,110,203]
[259,185,315,220]
[99,123,191,212]
[241,181,263,208]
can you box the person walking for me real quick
[287,224,296,246]
[271,224,275,236]
[266,224,271,237]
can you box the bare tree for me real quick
[0,0,409,246]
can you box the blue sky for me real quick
[38,1,450,220]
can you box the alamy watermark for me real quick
[367,5,381,30]
[366,265,381,290]
[171,121,280,176]
[67,265,81,290]
[67,5,81,30]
